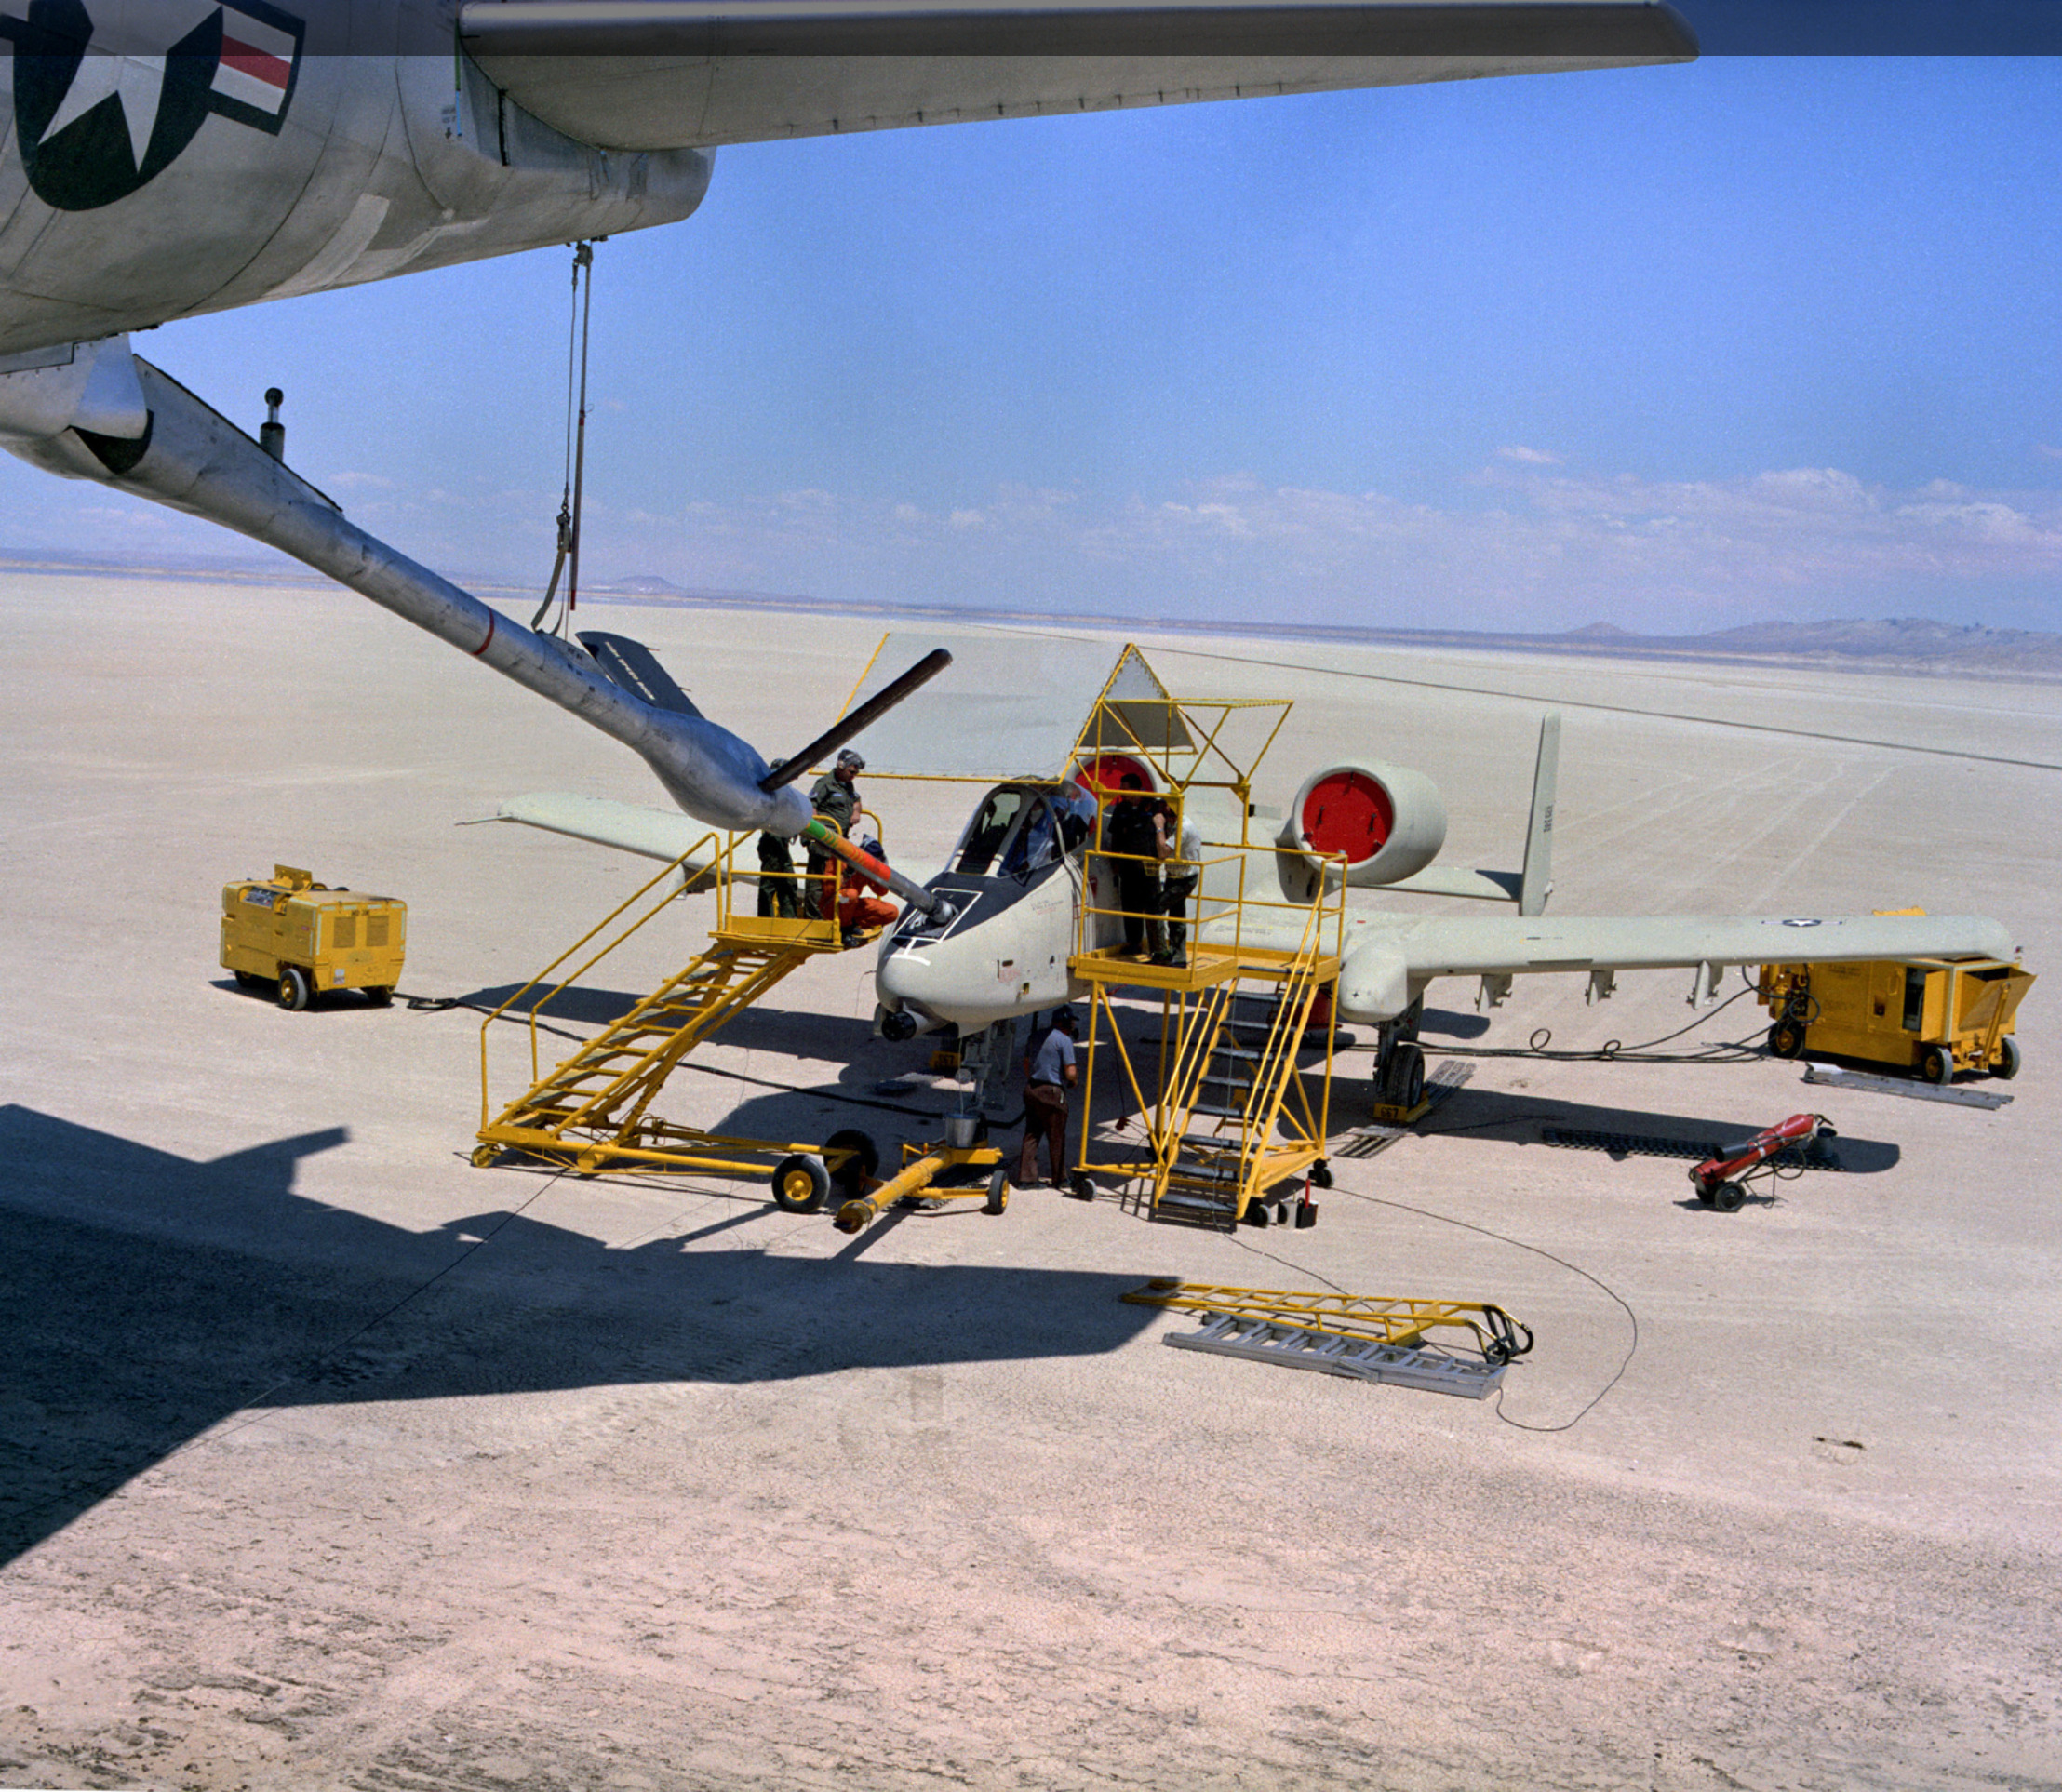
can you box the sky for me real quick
[7,49,2062,635]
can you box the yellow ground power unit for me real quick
[221,864,407,1011]
[1759,951,2030,1085]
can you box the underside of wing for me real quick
[458,2,1698,152]
[1340,910,2018,1020]
[487,790,731,885]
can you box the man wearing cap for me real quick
[1019,1007,1082,1192]
[804,749,864,921]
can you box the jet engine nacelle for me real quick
[1281,760,1447,887]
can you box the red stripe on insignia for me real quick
[472,612,497,657]
[221,38,291,88]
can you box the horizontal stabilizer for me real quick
[1386,865,1522,903]
[576,631,702,718]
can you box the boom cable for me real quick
[532,239,596,636]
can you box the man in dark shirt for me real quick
[804,748,864,920]
[1104,774,1162,958]
[1019,1007,1081,1189]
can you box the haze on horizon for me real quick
[5,52,2058,637]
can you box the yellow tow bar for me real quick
[835,1140,1011,1233]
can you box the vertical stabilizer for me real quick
[1519,712,1560,918]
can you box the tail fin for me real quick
[1518,712,1559,918]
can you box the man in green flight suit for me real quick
[804,748,864,922]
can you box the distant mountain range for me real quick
[7,551,2057,677]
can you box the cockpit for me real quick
[950,781,1098,880]
[891,780,1099,943]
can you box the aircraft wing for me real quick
[1337,909,2019,1020]
[485,790,733,887]
[458,1,1698,152]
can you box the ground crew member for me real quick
[1104,774,1162,957]
[1018,1007,1080,1190]
[804,748,864,920]
[837,836,899,943]
[756,830,799,918]
[1153,798,1202,969]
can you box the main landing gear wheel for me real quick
[824,1128,880,1197]
[1767,1020,1806,1060]
[984,1168,1010,1215]
[1382,1041,1425,1109]
[770,1154,831,1213]
[1921,1044,1955,1086]
[277,966,311,1011]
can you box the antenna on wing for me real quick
[758,648,954,792]
[1518,711,1560,918]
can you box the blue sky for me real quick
[11,52,2062,635]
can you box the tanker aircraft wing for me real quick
[459,1,1700,152]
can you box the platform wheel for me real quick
[1994,1037,2022,1081]
[984,1168,1010,1215]
[1921,1044,1954,1086]
[823,1128,880,1196]
[277,966,311,1011]
[1712,1180,1747,1213]
[771,1153,831,1213]
[469,1144,500,1170]
[1309,1160,1333,1190]
[1767,1019,1806,1060]
[1068,1171,1096,1203]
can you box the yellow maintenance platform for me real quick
[1063,649,1346,1229]
[473,835,871,1187]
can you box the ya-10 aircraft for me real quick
[867,738,2015,1104]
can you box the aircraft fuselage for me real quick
[0,1,709,360]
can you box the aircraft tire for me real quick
[824,1128,880,1195]
[771,1153,830,1212]
[277,966,311,1011]
[1386,1042,1425,1109]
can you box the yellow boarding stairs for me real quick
[1071,839,1345,1229]
[475,836,856,1181]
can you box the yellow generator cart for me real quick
[1760,956,2030,1085]
[221,864,407,1011]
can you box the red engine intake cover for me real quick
[1300,769,1394,866]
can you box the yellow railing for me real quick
[477,831,725,1127]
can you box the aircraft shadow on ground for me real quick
[0,1103,1160,1571]
[1412,1087,1901,1174]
